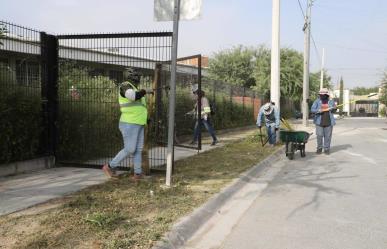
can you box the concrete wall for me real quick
[0,157,55,177]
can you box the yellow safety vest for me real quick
[118,82,147,125]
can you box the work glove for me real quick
[147,118,152,125]
[138,89,146,97]
[275,127,279,131]
[135,89,147,100]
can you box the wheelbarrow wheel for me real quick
[300,144,306,157]
[288,142,295,160]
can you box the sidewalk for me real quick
[0,127,256,216]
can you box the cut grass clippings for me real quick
[0,133,275,249]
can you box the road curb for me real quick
[153,146,286,249]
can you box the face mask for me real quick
[320,94,329,101]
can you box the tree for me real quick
[208,45,332,103]
[351,86,379,95]
[309,69,332,97]
[380,71,387,105]
[208,45,256,87]
[253,46,330,102]
[251,46,271,97]
[339,77,344,115]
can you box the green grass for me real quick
[0,135,275,249]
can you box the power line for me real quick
[311,34,321,67]
[326,68,385,71]
[296,0,321,68]
[297,0,306,18]
[315,42,387,54]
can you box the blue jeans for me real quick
[110,123,144,174]
[266,125,276,145]
[193,118,217,142]
[316,125,333,151]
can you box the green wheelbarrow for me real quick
[279,130,312,160]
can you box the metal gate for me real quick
[0,21,57,164]
[56,32,173,170]
[351,100,379,117]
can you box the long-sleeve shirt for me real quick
[193,97,211,119]
[310,99,336,126]
[256,105,280,128]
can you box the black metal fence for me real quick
[1,20,296,170]
[0,21,48,164]
[56,32,173,170]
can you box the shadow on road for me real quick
[329,144,352,154]
[260,153,358,219]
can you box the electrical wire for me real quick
[296,0,321,68]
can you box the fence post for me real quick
[40,32,58,157]
[243,87,246,114]
[197,55,202,151]
[142,63,161,175]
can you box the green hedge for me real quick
[0,86,43,164]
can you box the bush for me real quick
[379,105,386,117]
[0,85,43,164]
[56,62,122,161]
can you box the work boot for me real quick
[189,140,197,145]
[102,164,117,178]
[132,173,143,181]
[316,148,322,154]
[324,149,330,155]
[211,140,218,146]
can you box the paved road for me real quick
[186,118,387,249]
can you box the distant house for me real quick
[349,92,379,117]
[177,55,209,68]
[0,34,207,87]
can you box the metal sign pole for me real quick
[166,0,181,187]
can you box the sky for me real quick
[1,0,386,89]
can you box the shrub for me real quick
[0,82,43,163]
[379,105,386,117]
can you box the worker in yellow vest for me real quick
[103,70,147,180]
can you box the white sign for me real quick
[154,0,202,21]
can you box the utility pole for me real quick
[271,0,281,111]
[302,0,312,126]
[166,0,181,187]
[320,48,325,90]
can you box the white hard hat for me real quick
[191,84,198,93]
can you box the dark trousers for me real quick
[193,118,217,142]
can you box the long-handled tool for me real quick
[323,94,378,112]
[280,117,293,131]
[258,126,277,147]
[258,126,265,147]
